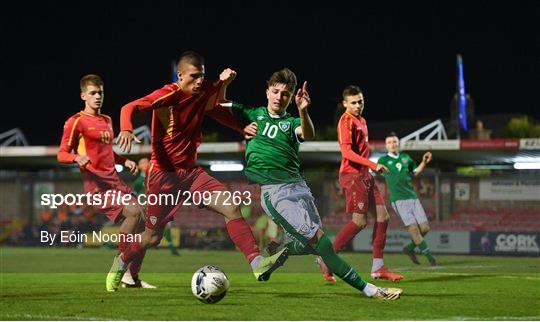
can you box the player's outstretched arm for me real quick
[413,151,432,176]
[295,81,315,141]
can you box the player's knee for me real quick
[123,205,140,219]
[420,224,430,235]
[221,204,242,220]
[351,213,367,229]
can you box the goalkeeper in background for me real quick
[377,133,437,266]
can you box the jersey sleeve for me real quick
[57,115,81,163]
[205,104,245,135]
[337,114,353,145]
[407,153,417,172]
[230,102,258,122]
[120,84,189,132]
[292,117,303,143]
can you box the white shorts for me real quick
[391,198,428,227]
[260,181,322,242]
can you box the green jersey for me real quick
[377,152,418,202]
[231,102,303,185]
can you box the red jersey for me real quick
[337,112,376,175]
[57,111,128,193]
[120,80,243,171]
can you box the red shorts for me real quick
[83,176,136,223]
[145,163,226,229]
[339,172,384,214]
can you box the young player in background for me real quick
[57,74,154,291]
[378,133,437,266]
[222,68,402,300]
[316,86,403,283]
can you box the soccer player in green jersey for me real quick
[377,132,437,266]
[221,68,402,300]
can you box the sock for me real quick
[315,234,367,291]
[372,258,384,272]
[226,218,260,263]
[418,240,435,262]
[372,221,388,259]
[129,249,147,279]
[362,283,378,297]
[164,227,173,244]
[121,241,142,265]
[284,240,315,255]
[333,221,362,253]
[118,232,129,254]
[404,241,416,252]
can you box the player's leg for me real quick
[163,221,180,256]
[261,182,401,300]
[190,167,286,281]
[370,182,403,281]
[414,200,436,265]
[393,199,421,265]
[122,214,157,289]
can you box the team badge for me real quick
[150,216,157,225]
[401,157,408,163]
[278,121,290,132]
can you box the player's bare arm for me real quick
[295,81,315,140]
[413,151,432,176]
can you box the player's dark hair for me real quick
[342,85,363,100]
[80,74,103,92]
[385,132,399,140]
[267,68,297,92]
[177,51,205,70]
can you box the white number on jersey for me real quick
[396,163,402,172]
[262,122,278,139]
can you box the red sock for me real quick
[372,221,388,259]
[121,241,142,264]
[226,218,260,262]
[118,232,128,254]
[129,249,147,279]
[333,220,362,252]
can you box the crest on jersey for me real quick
[278,121,290,132]
[150,216,157,226]
[401,157,408,163]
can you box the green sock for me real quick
[284,240,315,255]
[418,240,435,262]
[405,241,416,252]
[314,234,367,291]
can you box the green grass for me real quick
[1,247,539,320]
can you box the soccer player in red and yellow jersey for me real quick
[316,85,403,282]
[106,51,289,292]
[58,74,155,290]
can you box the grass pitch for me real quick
[1,247,539,320]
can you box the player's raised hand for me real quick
[243,122,258,140]
[220,68,237,85]
[116,130,141,153]
[375,163,389,174]
[74,155,90,168]
[124,159,139,175]
[423,151,433,163]
[295,81,311,111]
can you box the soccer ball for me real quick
[191,265,230,304]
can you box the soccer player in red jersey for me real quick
[57,74,155,291]
[106,51,289,291]
[316,85,403,282]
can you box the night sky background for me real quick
[2,1,539,145]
